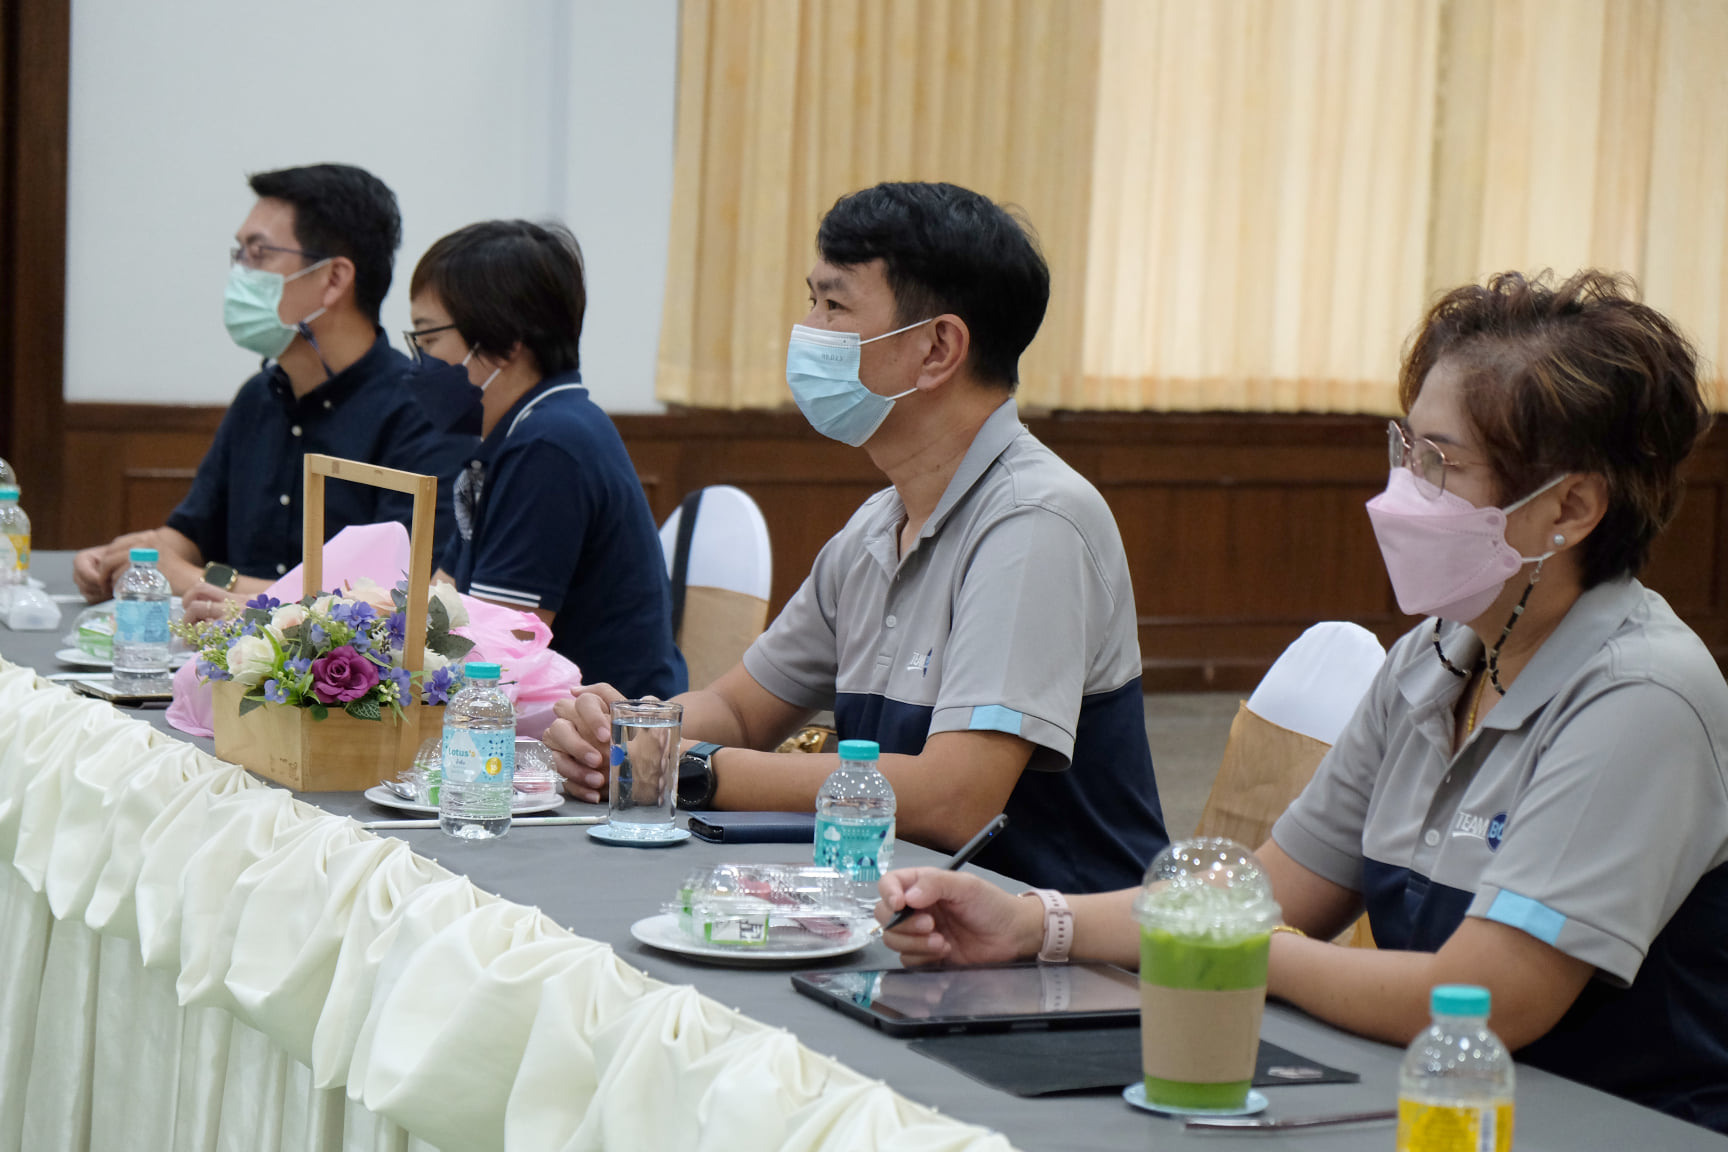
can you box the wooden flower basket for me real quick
[214,454,443,792]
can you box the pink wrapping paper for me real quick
[166,523,579,742]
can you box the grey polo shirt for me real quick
[1274,578,1728,1128]
[743,399,1168,892]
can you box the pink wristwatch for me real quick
[1020,888,1073,964]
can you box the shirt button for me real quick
[290,425,302,437]
[1424,829,1441,847]
[323,400,333,410]
[885,615,898,629]
[276,563,287,575]
[279,494,291,506]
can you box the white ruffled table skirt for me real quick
[0,659,1014,1152]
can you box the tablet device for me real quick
[791,963,1141,1037]
[687,811,816,844]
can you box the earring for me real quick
[1552,534,1566,547]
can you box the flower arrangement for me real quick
[177,578,475,721]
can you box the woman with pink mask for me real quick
[876,271,1728,1133]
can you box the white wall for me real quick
[63,0,677,412]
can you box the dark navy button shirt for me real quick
[439,372,687,700]
[168,332,474,579]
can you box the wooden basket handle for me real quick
[302,455,439,766]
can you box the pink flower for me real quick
[309,645,379,704]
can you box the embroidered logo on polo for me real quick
[1450,808,1509,850]
[904,648,933,677]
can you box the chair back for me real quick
[659,486,772,689]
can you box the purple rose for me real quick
[309,645,380,704]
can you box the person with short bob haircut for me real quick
[408,219,685,700]
[874,270,1728,1132]
[546,182,1169,894]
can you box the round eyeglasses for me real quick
[1387,420,1460,498]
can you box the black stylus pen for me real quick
[871,813,1009,936]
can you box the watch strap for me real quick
[1020,888,1074,964]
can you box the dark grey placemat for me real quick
[909,1029,1359,1097]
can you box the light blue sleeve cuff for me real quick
[967,704,1024,736]
[1483,889,1567,945]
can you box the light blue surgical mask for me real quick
[785,318,934,447]
[224,259,330,359]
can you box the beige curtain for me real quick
[660,0,1728,412]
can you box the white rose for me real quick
[430,582,469,628]
[266,603,307,643]
[227,634,278,688]
[345,577,397,616]
[421,649,451,674]
[310,594,335,617]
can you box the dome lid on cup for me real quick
[1132,837,1283,940]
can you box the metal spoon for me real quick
[1184,1109,1396,1132]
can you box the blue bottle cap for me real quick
[129,547,159,563]
[1431,984,1490,1017]
[838,739,880,761]
[462,661,501,679]
[0,485,17,500]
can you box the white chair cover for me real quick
[659,484,773,599]
[1245,621,1387,745]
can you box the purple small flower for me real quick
[309,622,327,646]
[245,593,281,611]
[423,665,458,705]
[352,630,373,654]
[197,658,231,682]
[331,600,376,627]
[384,666,410,699]
[386,611,407,650]
[262,678,288,704]
[239,619,259,637]
[286,656,312,676]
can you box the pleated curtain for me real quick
[659,0,1728,413]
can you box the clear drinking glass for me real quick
[606,699,684,841]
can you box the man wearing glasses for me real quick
[73,164,473,603]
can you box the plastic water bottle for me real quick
[0,457,16,493]
[440,661,515,840]
[113,547,172,689]
[1398,985,1515,1152]
[814,739,897,901]
[0,485,27,589]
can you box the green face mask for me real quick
[223,260,329,359]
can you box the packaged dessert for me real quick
[668,863,864,947]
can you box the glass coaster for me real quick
[587,824,691,848]
[1122,1083,1269,1118]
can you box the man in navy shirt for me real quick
[73,164,471,603]
[409,219,685,700]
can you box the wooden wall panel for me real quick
[56,401,1728,691]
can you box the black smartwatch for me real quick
[677,742,724,810]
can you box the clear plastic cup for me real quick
[1131,838,1282,1111]
[513,738,560,799]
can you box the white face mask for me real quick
[223,259,331,359]
[784,318,934,446]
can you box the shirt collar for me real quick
[1398,577,1646,738]
[474,370,583,461]
[265,327,396,413]
[860,398,1024,574]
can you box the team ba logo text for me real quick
[1451,809,1509,852]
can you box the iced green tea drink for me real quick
[1132,839,1281,1111]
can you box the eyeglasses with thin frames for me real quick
[1387,420,1462,499]
[403,324,459,364]
[229,239,325,269]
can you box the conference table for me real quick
[3,551,1722,1152]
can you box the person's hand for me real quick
[875,868,1045,967]
[73,531,153,602]
[543,682,628,802]
[181,580,243,624]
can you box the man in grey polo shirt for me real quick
[547,181,1168,893]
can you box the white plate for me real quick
[1122,1084,1269,1118]
[361,784,571,816]
[630,912,874,965]
[55,647,191,670]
